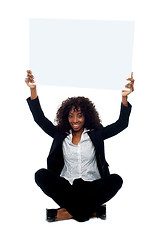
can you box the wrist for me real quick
[30,86,37,100]
[122,96,128,107]
[30,85,36,90]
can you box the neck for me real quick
[72,128,84,137]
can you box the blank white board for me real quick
[29,19,134,90]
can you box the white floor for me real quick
[2,183,156,240]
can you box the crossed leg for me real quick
[35,168,123,222]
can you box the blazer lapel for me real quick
[87,130,99,151]
[49,132,67,155]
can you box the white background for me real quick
[0,1,157,240]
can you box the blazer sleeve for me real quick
[26,96,57,138]
[102,102,132,140]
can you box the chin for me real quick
[72,128,80,132]
[72,126,83,132]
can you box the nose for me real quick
[73,116,78,123]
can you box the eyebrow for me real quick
[69,109,83,114]
[69,111,82,115]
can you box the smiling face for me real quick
[68,106,85,133]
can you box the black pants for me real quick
[35,168,123,222]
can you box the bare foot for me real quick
[92,212,97,217]
[56,208,73,221]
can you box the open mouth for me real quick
[72,124,80,128]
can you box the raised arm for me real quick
[102,72,134,140]
[25,70,38,100]
[122,72,134,106]
[25,70,57,138]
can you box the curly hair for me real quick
[55,96,101,133]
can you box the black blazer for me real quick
[27,97,132,178]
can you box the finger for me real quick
[131,84,134,92]
[25,79,36,87]
[29,75,34,81]
[122,90,130,97]
[25,79,35,87]
[25,79,30,87]
[126,72,134,82]
[26,74,34,82]
[27,70,33,76]
[27,72,34,79]
[25,78,31,83]
[129,84,134,92]
[122,90,129,94]
[125,82,133,88]
[126,77,134,82]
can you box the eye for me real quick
[68,114,73,119]
[78,113,83,118]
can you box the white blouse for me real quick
[60,129,101,185]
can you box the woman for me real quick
[25,70,134,222]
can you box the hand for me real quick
[122,72,135,97]
[25,70,36,89]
